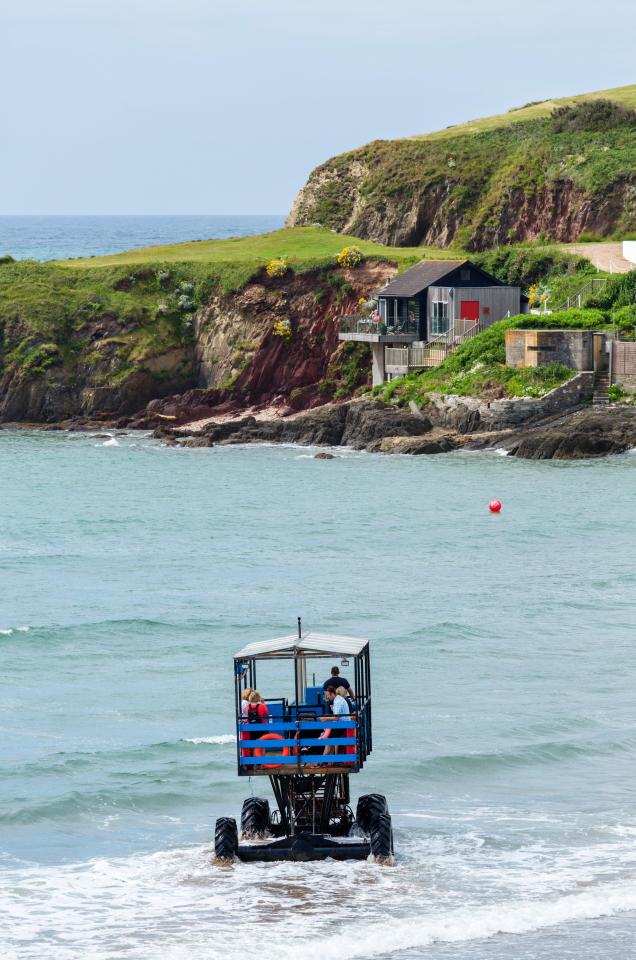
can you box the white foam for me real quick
[494,447,509,456]
[102,436,119,447]
[183,735,236,745]
[0,628,13,635]
[2,841,636,960]
[265,882,636,960]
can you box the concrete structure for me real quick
[611,340,636,389]
[340,259,525,386]
[623,241,636,266]
[505,329,598,371]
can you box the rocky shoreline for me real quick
[150,398,636,460]
[4,390,636,461]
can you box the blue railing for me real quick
[238,718,359,768]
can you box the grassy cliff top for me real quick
[54,226,460,273]
[410,83,636,142]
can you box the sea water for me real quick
[0,215,285,262]
[1,431,636,959]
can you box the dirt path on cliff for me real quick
[560,242,633,273]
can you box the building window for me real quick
[431,301,449,335]
[460,269,470,283]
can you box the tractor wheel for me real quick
[369,812,393,861]
[240,797,270,837]
[356,793,388,834]
[214,817,238,861]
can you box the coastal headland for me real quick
[3,86,636,459]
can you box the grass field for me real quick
[413,83,636,142]
[57,226,463,272]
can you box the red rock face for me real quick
[130,261,396,426]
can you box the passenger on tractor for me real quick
[240,688,254,716]
[246,691,269,740]
[322,666,354,699]
[321,685,350,756]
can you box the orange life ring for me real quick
[253,733,292,768]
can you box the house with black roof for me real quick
[339,259,526,385]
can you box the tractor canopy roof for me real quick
[234,632,368,661]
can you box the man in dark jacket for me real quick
[322,666,354,698]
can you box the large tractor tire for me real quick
[240,797,270,837]
[214,817,238,861]
[369,812,394,861]
[356,793,388,834]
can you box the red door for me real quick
[460,300,480,322]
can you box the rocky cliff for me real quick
[288,88,636,249]
[0,259,394,424]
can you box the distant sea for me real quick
[0,214,285,262]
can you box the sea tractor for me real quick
[214,622,393,862]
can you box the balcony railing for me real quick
[385,344,449,369]
[385,320,483,370]
[339,314,419,338]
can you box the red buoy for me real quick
[489,500,502,513]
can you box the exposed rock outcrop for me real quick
[161,397,636,462]
[490,407,636,459]
[176,400,434,451]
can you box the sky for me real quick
[1,0,635,216]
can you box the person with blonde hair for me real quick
[246,690,269,739]
[239,688,255,758]
[240,687,254,717]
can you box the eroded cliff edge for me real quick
[0,260,395,424]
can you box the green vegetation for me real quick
[373,309,612,406]
[551,99,636,134]
[472,245,598,307]
[0,227,461,388]
[323,341,371,399]
[413,83,636,142]
[0,260,206,387]
[292,85,636,247]
[54,226,459,282]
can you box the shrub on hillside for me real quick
[472,246,588,288]
[266,258,289,278]
[611,304,636,333]
[337,245,363,269]
[272,318,292,339]
[551,99,636,133]
[586,271,636,310]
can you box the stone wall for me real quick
[506,329,595,370]
[425,372,595,433]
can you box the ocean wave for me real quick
[183,735,236,745]
[265,882,636,960]
[0,625,29,636]
[399,734,636,779]
[2,841,636,960]
[0,786,212,826]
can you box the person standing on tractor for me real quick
[246,691,269,741]
[321,686,350,755]
[322,666,354,699]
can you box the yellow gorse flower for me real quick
[337,246,363,269]
[266,258,289,278]
[273,318,292,339]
